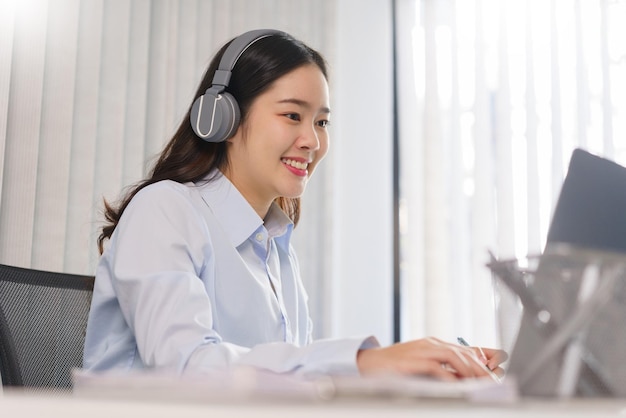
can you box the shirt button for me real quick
[255,233,264,241]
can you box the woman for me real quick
[83,29,506,380]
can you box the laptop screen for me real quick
[546,148,626,253]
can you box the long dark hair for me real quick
[97,31,328,254]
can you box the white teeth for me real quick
[282,158,308,170]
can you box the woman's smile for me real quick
[281,157,309,176]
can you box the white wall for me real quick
[329,0,395,346]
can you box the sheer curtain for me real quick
[396,0,626,351]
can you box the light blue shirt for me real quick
[83,171,377,378]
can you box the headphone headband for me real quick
[211,29,282,90]
[190,29,283,142]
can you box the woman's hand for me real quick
[356,337,507,381]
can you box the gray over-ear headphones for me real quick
[190,29,282,142]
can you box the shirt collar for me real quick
[265,202,294,252]
[196,171,293,249]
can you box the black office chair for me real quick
[0,263,94,390]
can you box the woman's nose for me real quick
[298,124,321,150]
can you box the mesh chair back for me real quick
[0,264,94,389]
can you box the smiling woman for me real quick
[82,28,506,380]
[0,0,400,359]
[83,30,351,376]
[224,64,331,215]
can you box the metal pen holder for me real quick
[488,244,626,398]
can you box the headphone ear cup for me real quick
[216,92,241,141]
[190,90,241,143]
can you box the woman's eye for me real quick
[317,120,330,128]
[285,113,301,121]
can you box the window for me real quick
[396,0,626,350]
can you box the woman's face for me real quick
[224,64,330,217]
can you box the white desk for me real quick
[2,389,626,417]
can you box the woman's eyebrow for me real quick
[277,98,331,114]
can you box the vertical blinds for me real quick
[0,0,335,277]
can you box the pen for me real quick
[457,337,502,383]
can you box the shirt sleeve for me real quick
[107,182,379,378]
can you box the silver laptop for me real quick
[492,148,626,397]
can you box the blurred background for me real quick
[1,0,625,353]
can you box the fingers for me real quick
[432,338,509,380]
[423,338,490,379]
[456,344,508,382]
[356,337,508,382]
[451,340,508,371]
[479,347,508,371]
[492,366,506,378]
